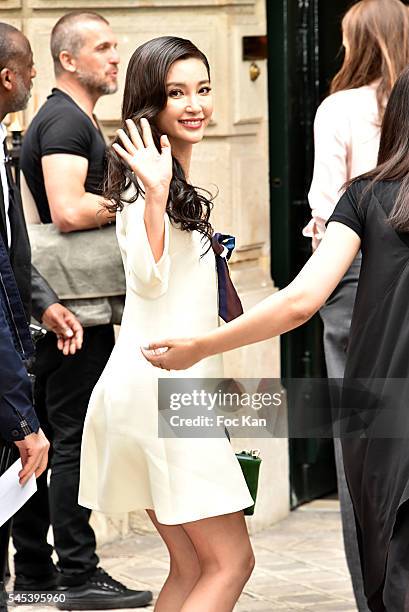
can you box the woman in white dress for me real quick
[79,36,254,612]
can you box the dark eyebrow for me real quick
[166,79,210,87]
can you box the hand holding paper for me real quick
[0,459,37,527]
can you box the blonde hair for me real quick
[330,0,409,121]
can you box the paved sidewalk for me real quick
[9,498,357,611]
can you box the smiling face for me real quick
[156,57,213,153]
[73,20,119,95]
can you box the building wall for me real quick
[1,0,289,540]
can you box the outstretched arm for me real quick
[142,222,360,370]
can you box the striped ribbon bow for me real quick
[211,232,243,322]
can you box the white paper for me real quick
[0,459,37,527]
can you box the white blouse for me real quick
[303,83,381,249]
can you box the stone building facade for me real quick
[0,0,289,540]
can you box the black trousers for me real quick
[12,325,115,586]
[319,256,369,612]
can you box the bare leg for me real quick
[146,510,201,612]
[180,511,254,612]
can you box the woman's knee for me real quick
[204,545,255,584]
[234,546,255,581]
[170,555,201,585]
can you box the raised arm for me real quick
[112,118,172,262]
[142,222,361,370]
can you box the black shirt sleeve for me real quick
[38,107,92,160]
[327,180,368,239]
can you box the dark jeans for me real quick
[12,325,115,586]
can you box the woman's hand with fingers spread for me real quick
[114,118,172,261]
[112,118,173,195]
[141,338,205,371]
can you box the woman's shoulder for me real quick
[317,85,377,115]
[346,178,401,207]
[344,177,371,198]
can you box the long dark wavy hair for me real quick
[351,65,409,232]
[104,36,214,245]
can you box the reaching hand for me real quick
[113,118,172,196]
[15,428,49,485]
[41,303,83,356]
[141,338,204,371]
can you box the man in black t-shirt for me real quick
[21,88,108,225]
[14,12,152,610]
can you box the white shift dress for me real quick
[78,196,253,524]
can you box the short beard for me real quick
[76,68,117,96]
[10,75,30,113]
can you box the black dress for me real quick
[328,179,409,612]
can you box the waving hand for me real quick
[113,118,172,195]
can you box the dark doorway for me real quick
[266,0,354,507]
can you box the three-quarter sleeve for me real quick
[303,94,351,248]
[122,200,171,299]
